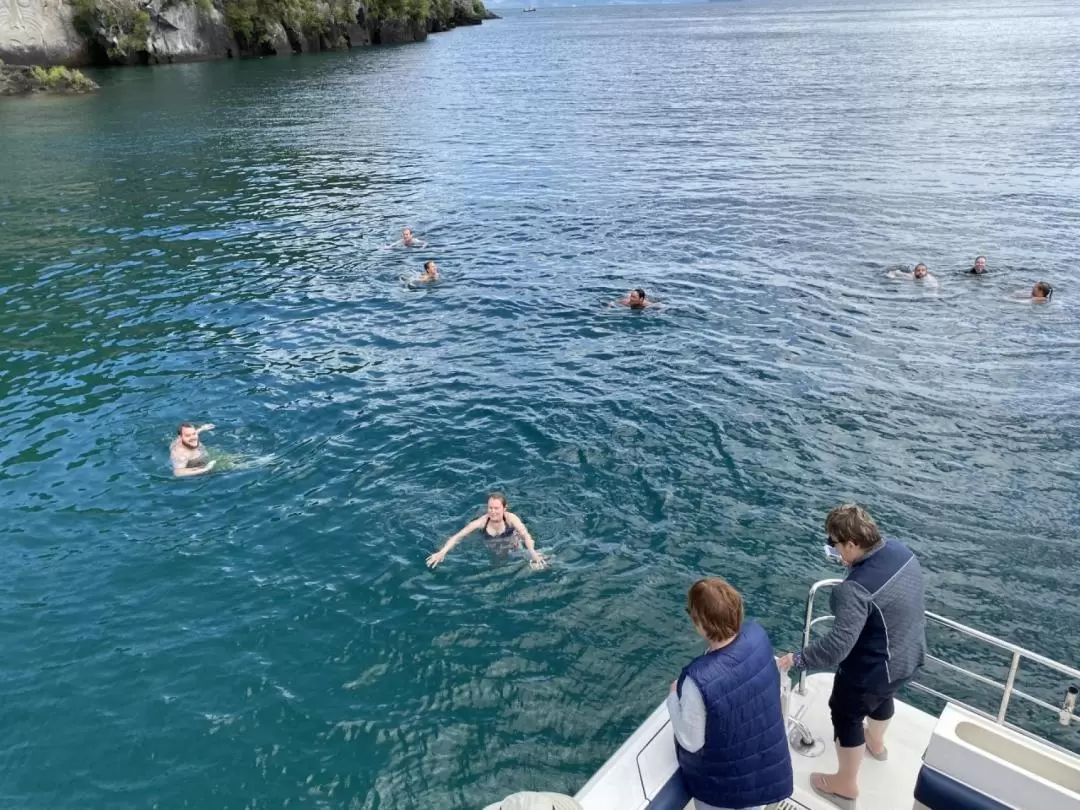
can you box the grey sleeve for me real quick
[799,581,872,671]
[666,676,707,753]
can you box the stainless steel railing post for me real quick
[798,578,843,695]
[998,651,1021,724]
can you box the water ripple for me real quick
[2,0,1080,807]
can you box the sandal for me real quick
[810,772,857,810]
[865,744,888,761]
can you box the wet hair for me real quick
[687,578,744,643]
[487,492,508,508]
[1034,281,1053,300]
[914,264,928,275]
[975,255,987,264]
[424,260,435,271]
[633,288,646,300]
[177,422,195,435]
[825,503,882,550]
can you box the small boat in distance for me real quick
[522,6,537,11]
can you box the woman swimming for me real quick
[426,493,548,570]
[1031,281,1053,303]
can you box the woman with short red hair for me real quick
[668,577,793,810]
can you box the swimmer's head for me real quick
[424,260,437,275]
[402,228,413,243]
[913,264,928,279]
[972,256,987,273]
[629,288,646,307]
[177,422,199,448]
[1032,281,1053,301]
[487,492,508,520]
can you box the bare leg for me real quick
[865,717,890,757]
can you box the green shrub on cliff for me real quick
[221,0,341,46]
[366,0,429,23]
[71,0,151,60]
[29,65,98,93]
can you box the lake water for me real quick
[2,0,1079,806]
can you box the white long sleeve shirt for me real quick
[666,677,765,810]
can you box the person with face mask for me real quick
[777,504,926,810]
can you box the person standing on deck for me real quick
[668,577,793,810]
[777,504,927,810]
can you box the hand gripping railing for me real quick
[797,578,1080,730]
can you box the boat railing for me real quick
[798,577,1080,731]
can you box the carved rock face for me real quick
[0,0,90,66]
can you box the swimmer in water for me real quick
[887,263,939,286]
[392,228,426,248]
[170,422,216,477]
[610,288,655,309]
[971,255,988,274]
[1030,281,1053,303]
[415,260,440,283]
[426,493,548,570]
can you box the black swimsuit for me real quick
[484,518,516,539]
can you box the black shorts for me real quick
[828,672,905,748]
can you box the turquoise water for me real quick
[2,0,1080,806]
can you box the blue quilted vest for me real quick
[675,621,794,809]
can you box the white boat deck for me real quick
[577,672,937,810]
[783,673,937,810]
[573,576,1080,810]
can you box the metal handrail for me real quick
[797,578,1080,729]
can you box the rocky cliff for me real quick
[0,0,497,68]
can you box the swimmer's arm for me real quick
[173,465,211,477]
[427,517,484,566]
[196,423,215,434]
[509,514,547,568]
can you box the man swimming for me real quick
[415,260,440,283]
[971,255,988,274]
[170,422,216,477]
[887,263,938,286]
[611,288,655,309]
[426,493,548,570]
[395,228,426,248]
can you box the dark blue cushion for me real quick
[914,766,1013,810]
[646,772,690,810]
